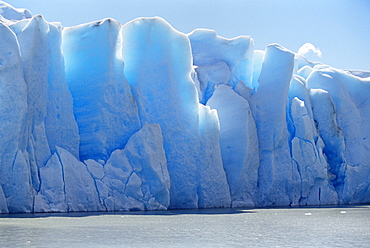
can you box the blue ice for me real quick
[0,2,369,213]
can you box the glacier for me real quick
[0,1,369,213]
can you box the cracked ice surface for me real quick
[0,2,369,213]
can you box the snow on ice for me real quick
[0,2,369,213]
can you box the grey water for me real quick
[0,205,369,247]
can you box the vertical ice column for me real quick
[62,18,141,161]
[207,85,259,207]
[307,67,370,204]
[10,16,80,202]
[308,67,363,167]
[250,44,296,206]
[6,16,82,213]
[16,15,52,169]
[45,22,80,158]
[188,29,254,103]
[0,23,28,213]
[251,50,265,90]
[198,105,231,208]
[309,89,345,188]
[287,75,338,205]
[9,16,79,159]
[121,17,201,208]
[290,97,338,205]
[3,15,70,212]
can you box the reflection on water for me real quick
[0,205,369,247]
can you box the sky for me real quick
[5,0,370,71]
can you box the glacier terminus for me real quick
[0,1,369,213]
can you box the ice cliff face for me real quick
[0,2,369,213]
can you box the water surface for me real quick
[0,205,369,247]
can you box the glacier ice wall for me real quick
[62,18,141,162]
[0,2,369,213]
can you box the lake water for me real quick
[0,205,369,247]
